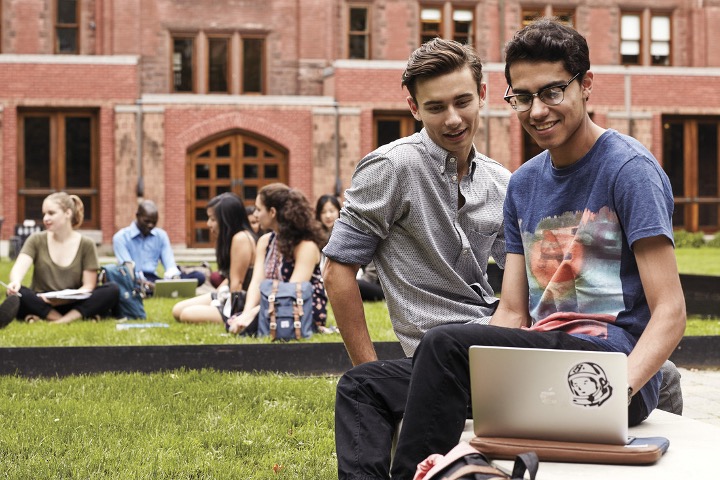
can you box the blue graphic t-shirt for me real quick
[504,129,675,410]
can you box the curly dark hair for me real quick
[207,193,252,274]
[504,18,590,87]
[258,183,325,258]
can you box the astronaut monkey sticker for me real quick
[568,362,613,407]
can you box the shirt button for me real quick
[449,157,456,163]
[463,248,470,255]
[452,175,458,182]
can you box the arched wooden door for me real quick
[186,132,288,247]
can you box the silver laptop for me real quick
[469,346,628,445]
[153,279,198,298]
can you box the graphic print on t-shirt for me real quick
[522,206,625,336]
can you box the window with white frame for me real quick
[520,6,574,28]
[621,13,641,65]
[452,9,473,44]
[420,5,475,46]
[651,15,671,66]
[420,7,442,44]
[621,12,672,66]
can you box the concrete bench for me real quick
[473,410,718,478]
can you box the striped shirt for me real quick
[323,129,510,356]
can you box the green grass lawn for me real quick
[0,370,338,479]
[1,248,718,345]
[1,249,719,477]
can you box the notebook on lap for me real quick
[153,279,198,298]
[469,346,629,445]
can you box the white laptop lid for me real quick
[153,279,198,298]
[469,346,628,445]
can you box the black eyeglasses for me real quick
[503,73,581,112]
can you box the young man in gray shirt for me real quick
[323,38,509,479]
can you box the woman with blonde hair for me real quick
[228,183,332,335]
[0,192,119,326]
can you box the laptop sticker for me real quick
[568,362,613,407]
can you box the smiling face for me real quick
[42,199,72,232]
[408,65,485,162]
[508,61,597,167]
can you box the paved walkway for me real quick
[679,367,720,427]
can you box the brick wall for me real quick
[3,0,720,243]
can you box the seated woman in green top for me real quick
[0,192,119,326]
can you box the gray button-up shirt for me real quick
[323,129,510,356]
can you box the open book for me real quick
[39,289,92,300]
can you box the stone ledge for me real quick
[0,337,716,378]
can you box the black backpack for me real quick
[422,443,538,480]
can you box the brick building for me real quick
[1,0,719,249]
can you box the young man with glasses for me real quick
[385,19,686,478]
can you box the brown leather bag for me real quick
[470,436,669,465]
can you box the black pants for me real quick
[357,279,385,302]
[334,324,649,480]
[16,284,120,320]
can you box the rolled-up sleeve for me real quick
[323,220,379,266]
[323,151,407,266]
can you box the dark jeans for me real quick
[358,279,385,302]
[16,284,120,320]
[335,324,650,480]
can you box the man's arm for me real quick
[489,253,531,328]
[323,258,375,365]
[112,230,133,265]
[627,236,686,396]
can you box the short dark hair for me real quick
[504,18,590,87]
[402,38,483,103]
[315,195,341,220]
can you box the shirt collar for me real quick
[420,129,479,181]
[129,222,156,239]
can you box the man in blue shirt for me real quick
[113,200,205,292]
[386,19,686,478]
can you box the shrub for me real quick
[707,232,720,248]
[674,230,706,248]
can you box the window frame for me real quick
[620,12,643,66]
[170,31,266,94]
[520,6,574,28]
[650,14,672,66]
[620,10,673,67]
[420,5,444,44]
[373,113,422,150]
[54,0,80,54]
[240,35,266,95]
[17,109,100,228]
[348,4,371,59]
[451,7,474,45]
[171,34,197,93]
[207,35,231,94]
